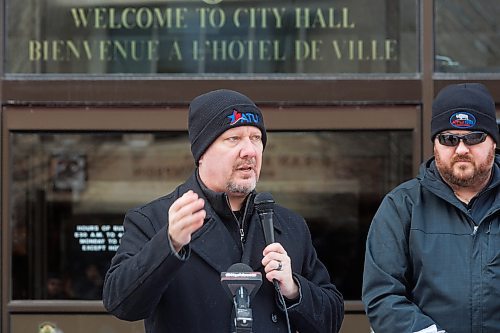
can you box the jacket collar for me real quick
[182,170,263,273]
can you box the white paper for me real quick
[413,324,445,333]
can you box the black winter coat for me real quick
[103,173,344,333]
[363,156,500,333]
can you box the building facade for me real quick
[1,1,500,332]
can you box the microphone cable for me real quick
[273,281,291,333]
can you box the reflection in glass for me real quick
[10,130,412,300]
[435,0,500,73]
[10,132,193,300]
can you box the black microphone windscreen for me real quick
[227,263,253,273]
[254,192,275,212]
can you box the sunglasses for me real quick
[437,131,488,147]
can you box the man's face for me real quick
[434,130,496,188]
[198,126,263,198]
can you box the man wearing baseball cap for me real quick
[103,89,344,332]
[362,83,500,333]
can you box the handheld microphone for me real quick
[221,263,262,332]
[254,192,282,292]
[254,192,275,245]
[254,193,293,333]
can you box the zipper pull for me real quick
[472,225,478,235]
[240,228,245,243]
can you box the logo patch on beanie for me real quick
[228,109,260,125]
[450,112,476,128]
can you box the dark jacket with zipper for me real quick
[103,171,344,332]
[362,155,500,333]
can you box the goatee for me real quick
[226,179,256,196]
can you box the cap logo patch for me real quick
[450,112,476,128]
[228,109,260,125]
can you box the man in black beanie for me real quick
[103,89,344,333]
[363,82,500,333]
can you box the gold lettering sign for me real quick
[13,0,410,74]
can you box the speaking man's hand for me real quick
[168,190,206,252]
[262,243,299,300]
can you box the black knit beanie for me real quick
[431,83,499,144]
[188,89,267,165]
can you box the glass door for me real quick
[2,106,420,333]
